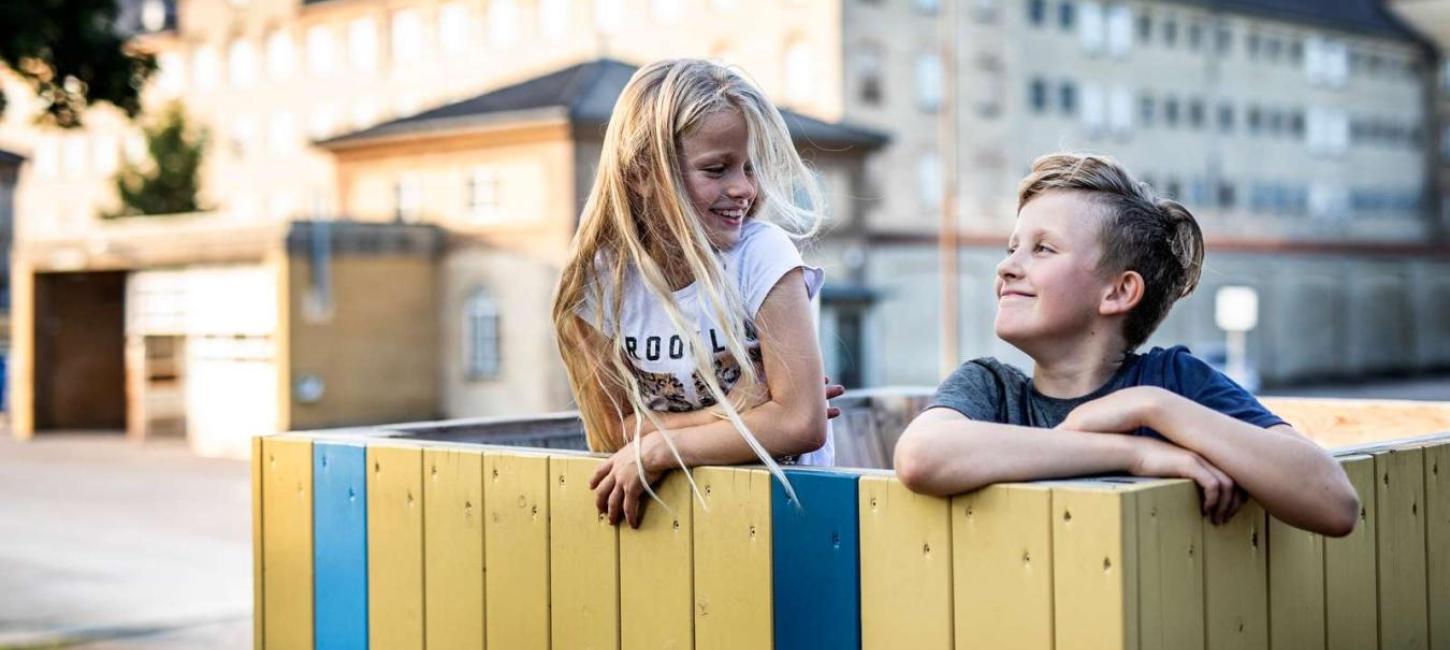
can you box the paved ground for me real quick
[0,374,1443,649]
[0,431,251,649]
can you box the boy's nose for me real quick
[996,254,1022,280]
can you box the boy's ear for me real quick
[1099,270,1144,316]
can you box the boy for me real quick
[893,153,1359,536]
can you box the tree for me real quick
[107,103,206,217]
[0,0,157,128]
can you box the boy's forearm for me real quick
[895,415,1139,496]
[1145,396,1359,535]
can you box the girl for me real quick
[551,59,838,528]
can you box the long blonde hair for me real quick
[552,59,824,504]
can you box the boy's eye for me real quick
[1034,244,1053,254]
[1005,246,1016,254]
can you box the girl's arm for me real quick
[893,407,1240,521]
[1057,386,1361,537]
[591,268,828,527]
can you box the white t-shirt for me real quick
[580,220,834,466]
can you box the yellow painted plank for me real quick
[1203,500,1268,650]
[251,437,264,650]
[484,452,551,649]
[693,467,772,650]
[620,471,694,650]
[1052,484,1138,650]
[1427,442,1450,650]
[1325,455,1379,650]
[368,445,425,650]
[1268,516,1325,650]
[858,476,951,650]
[261,437,313,650]
[1376,446,1429,650]
[424,447,486,650]
[1132,480,1204,650]
[952,484,1053,650]
[550,456,619,650]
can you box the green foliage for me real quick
[0,0,157,128]
[107,103,206,218]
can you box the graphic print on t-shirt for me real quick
[626,322,762,412]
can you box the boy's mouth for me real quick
[999,289,1035,299]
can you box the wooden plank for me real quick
[314,443,368,650]
[772,470,861,650]
[550,456,618,650]
[1132,480,1203,650]
[1376,446,1429,650]
[1051,484,1138,650]
[484,452,551,649]
[251,436,264,650]
[1260,398,1450,449]
[367,445,424,650]
[1268,516,1325,650]
[693,467,772,650]
[1427,442,1450,650]
[1325,455,1379,650]
[1203,500,1268,650]
[620,471,694,650]
[858,476,951,650]
[424,447,486,650]
[952,484,1053,650]
[261,437,313,650]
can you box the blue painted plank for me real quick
[772,469,862,650]
[314,443,368,650]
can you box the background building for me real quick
[1,0,1446,456]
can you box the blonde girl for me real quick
[551,59,839,527]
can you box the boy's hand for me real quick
[1057,386,1172,435]
[590,434,667,529]
[1127,436,1243,525]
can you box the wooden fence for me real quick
[253,393,1450,649]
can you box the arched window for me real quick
[464,289,501,380]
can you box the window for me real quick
[914,0,941,13]
[915,53,943,112]
[1215,24,1231,53]
[266,31,295,80]
[394,174,422,222]
[350,98,381,128]
[1136,11,1151,42]
[1059,80,1077,115]
[269,111,296,153]
[1030,78,1048,112]
[1267,109,1283,135]
[306,26,336,76]
[1162,17,1177,46]
[467,167,500,220]
[229,39,258,86]
[1028,0,1046,26]
[1058,1,1075,30]
[1187,99,1204,129]
[652,0,683,24]
[1165,179,1181,199]
[1163,96,1179,126]
[92,134,119,175]
[194,45,220,89]
[439,3,471,53]
[308,104,338,139]
[1081,83,1105,132]
[1106,5,1132,56]
[1108,87,1132,134]
[391,10,423,64]
[1246,32,1260,58]
[539,0,568,40]
[349,17,378,71]
[157,51,186,94]
[1218,103,1234,132]
[1139,94,1155,126]
[492,0,520,46]
[1080,2,1104,54]
[1289,38,1304,63]
[1265,37,1282,61]
[464,289,501,380]
[855,46,884,106]
[784,40,814,105]
[1246,106,1261,134]
[918,151,943,210]
[1187,22,1202,50]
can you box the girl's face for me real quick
[994,191,1113,350]
[678,109,757,249]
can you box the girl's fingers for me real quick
[826,384,846,399]
[607,481,626,526]
[594,475,615,514]
[589,459,613,490]
[827,407,841,419]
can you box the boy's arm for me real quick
[893,407,1240,520]
[1060,386,1361,537]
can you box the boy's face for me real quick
[995,191,1113,349]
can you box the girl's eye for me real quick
[744,163,755,176]
[704,166,725,176]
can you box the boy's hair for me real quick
[1017,153,1205,350]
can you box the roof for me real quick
[0,148,24,166]
[318,59,890,151]
[1181,0,1427,43]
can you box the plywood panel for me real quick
[1133,480,1204,650]
[1052,485,1138,650]
[858,476,951,650]
[952,484,1053,650]
[1325,456,1378,650]
[1203,501,1267,650]
[484,453,551,649]
[550,456,618,650]
[314,443,368,650]
[620,472,694,650]
[772,470,860,650]
[693,467,771,650]
[424,448,486,650]
[1376,446,1429,650]
[261,437,313,650]
[367,445,424,650]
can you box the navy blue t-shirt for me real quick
[928,346,1287,437]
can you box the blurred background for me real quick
[0,0,1447,646]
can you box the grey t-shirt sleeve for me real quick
[927,360,1007,423]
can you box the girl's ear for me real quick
[1099,270,1144,316]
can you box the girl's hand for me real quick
[1127,436,1243,525]
[589,435,667,528]
[825,376,845,419]
[1056,386,1171,435]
